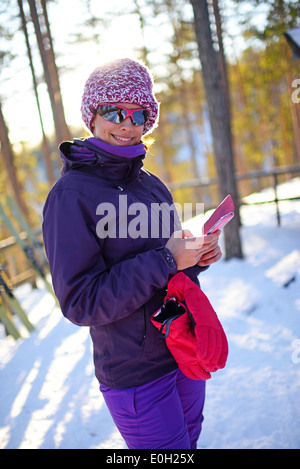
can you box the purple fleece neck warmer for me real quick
[87,137,147,158]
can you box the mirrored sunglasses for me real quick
[90,103,149,126]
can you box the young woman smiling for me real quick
[42,58,222,449]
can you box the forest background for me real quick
[0,0,299,277]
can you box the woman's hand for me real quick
[165,229,222,271]
[197,232,222,267]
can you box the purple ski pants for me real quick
[100,369,205,449]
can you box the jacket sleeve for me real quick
[42,188,177,327]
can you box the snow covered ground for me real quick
[0,178,300,449]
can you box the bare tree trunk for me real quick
[0,101,30,220]
[190,0,243,259]
[40,0,71,142]
[211,0,231,119]
[27,0,71,148]
[18,0,56,187]
[133,0,151,68]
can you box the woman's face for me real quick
[91,102,144,146]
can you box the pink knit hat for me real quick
[81,58,159,135]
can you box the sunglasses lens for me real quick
[97,105,121,123]
[131,110,148,126]
[97,105,148,126]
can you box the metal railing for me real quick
[168,164,300,226]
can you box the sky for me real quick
[0,0,270,147]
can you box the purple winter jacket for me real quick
[42,137,206,388]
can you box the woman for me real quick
[42,58,222,449]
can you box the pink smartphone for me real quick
[203,195,235,235]
[206,212,234,234]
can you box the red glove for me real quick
[151,272,228,379]
[167,272,228,372]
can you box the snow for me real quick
[1,178,300,449]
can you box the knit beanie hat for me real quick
[81,58,159,135]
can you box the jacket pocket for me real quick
[108,305,147,365]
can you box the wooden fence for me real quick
[0,196,58,339]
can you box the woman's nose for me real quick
[120,116,134,129]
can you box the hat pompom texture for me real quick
[81,58,159,135]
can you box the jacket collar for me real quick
[59,137,146,183]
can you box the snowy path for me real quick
[1,180,300,449]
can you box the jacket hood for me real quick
[59,137,147,182]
